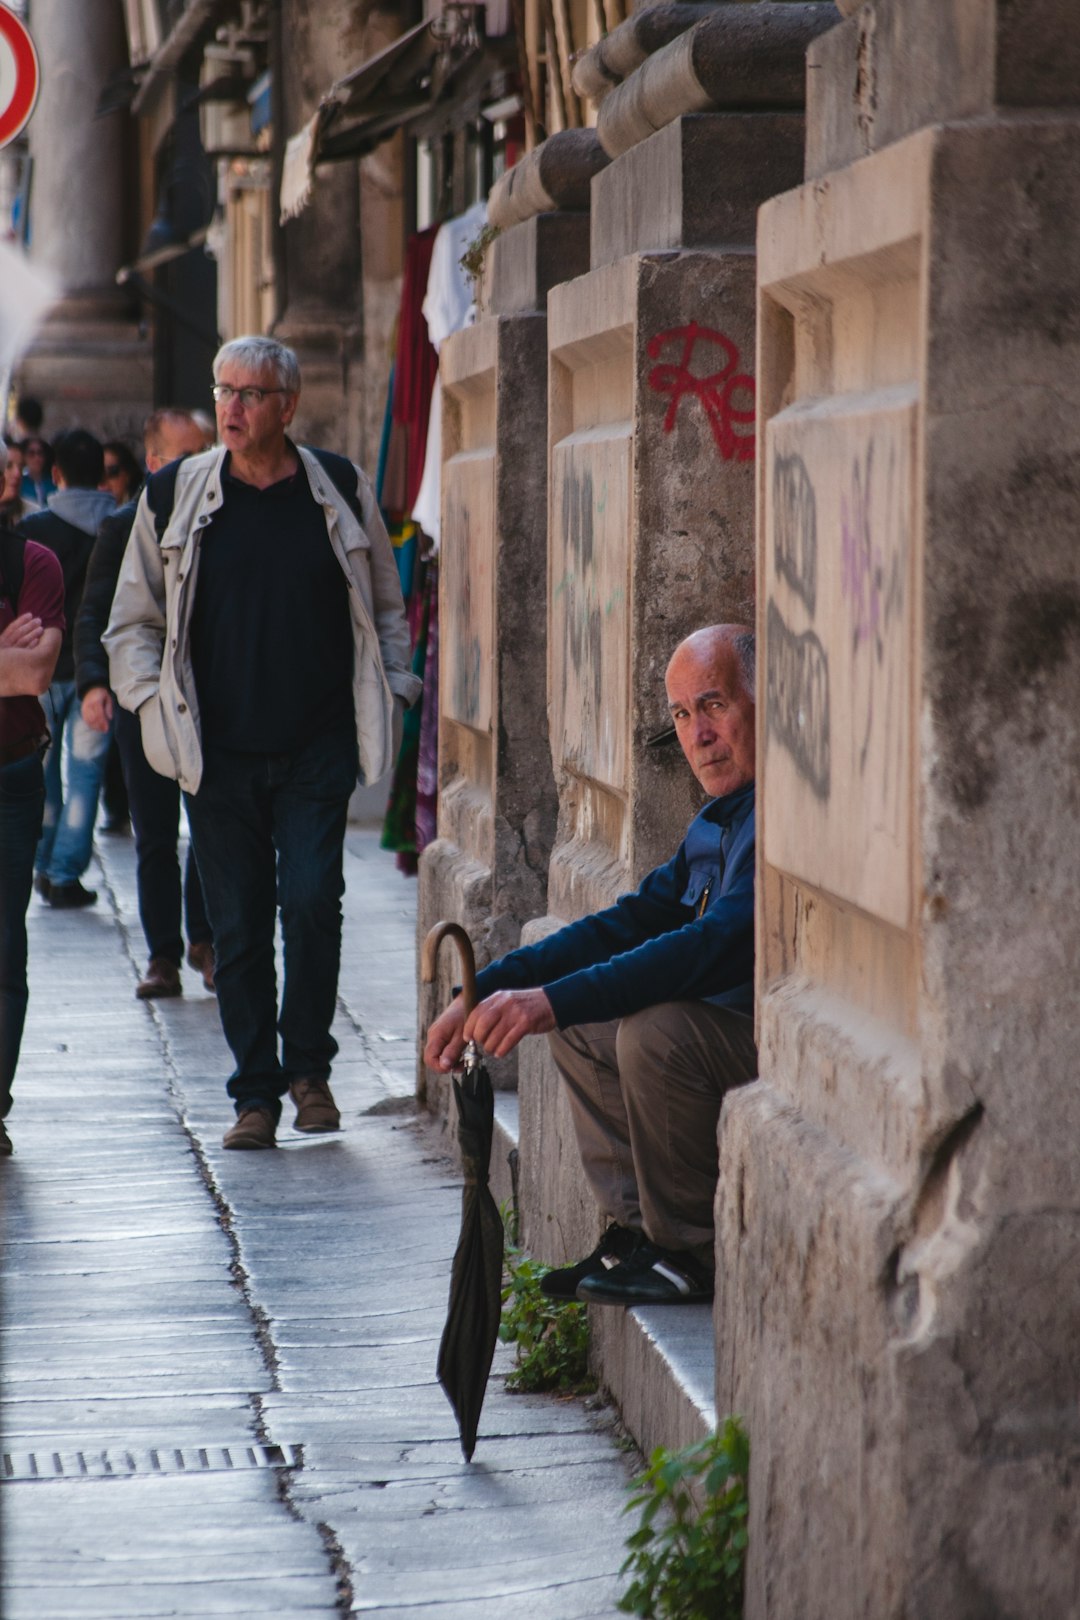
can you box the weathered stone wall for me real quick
[718,2,1080,1611]
[416,214,589,1114]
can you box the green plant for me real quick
[499,1224,596,1396]
[619,1418,749,1620]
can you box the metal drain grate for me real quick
[2,1443,301,1481]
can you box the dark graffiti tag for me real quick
[773,452,817,616]
[558,463,604,722]
[766,598,831,800]
[646,323,756,462]
[444,491,484,727]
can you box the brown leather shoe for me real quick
[136,957,182,1000]
[289,1078,341,1133]
[222,1107,277,1150]
[186,940,216,993]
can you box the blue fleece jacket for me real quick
[473,782,755,1028]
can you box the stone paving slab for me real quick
[2,827,635,1616]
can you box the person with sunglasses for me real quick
[101,441,144,505]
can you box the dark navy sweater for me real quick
[473,782,755,1028]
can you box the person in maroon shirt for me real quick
[0,536,64,1154]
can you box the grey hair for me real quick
[729,628,755,701]
[213,335,301,394]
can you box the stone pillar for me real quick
[517,109,804,1273]
[718,4,1080,1616]
[18,0,151,440]
[276,0,367,459]
[416,212,590,1122]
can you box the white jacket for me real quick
[103,444,422,794]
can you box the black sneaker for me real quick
[576,1241,714,1307]
[33,873,50,900]
[539,1223,644,1301]
[46,880,98,909]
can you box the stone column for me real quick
[18,0,151,440]
[416,212,590,1159]
[276,0,368,459]
[718,3,1080,1616]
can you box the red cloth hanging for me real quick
[390,224,440,517]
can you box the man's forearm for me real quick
[0,638,60,697]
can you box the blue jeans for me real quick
[37,680,112,885]
[0,753,45,1115]
[184,726,358,1119]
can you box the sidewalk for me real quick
[1,825,636,1618]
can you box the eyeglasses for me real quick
[104,464,123,478]
[211,384,288,408]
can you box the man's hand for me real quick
[424,998,469,1072]
[0,613,43,650]
[81,687,114,732]
[424,988,557,1070]
[463,989,556,1060]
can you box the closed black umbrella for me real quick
[421,920,503,1462]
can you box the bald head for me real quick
[665,624,756,797]
[143,408,210,474]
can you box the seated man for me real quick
[425,623,758,1307]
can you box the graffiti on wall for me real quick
[764,399,915,929]
[773,452,818,615]
[556,465,605,723]
[766,600,831,802]
[551,433,631,791]
[442,464,494,735]
[646,323,756,462]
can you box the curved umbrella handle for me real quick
[421,920,479,1017]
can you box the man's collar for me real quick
[703,780,755,824]
[221,445,302,494]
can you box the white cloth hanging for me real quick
[410,199,488,545]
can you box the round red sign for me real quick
[0,5,39,149]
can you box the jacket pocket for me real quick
[138,692,178,780]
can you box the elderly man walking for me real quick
[105,337,421,1148]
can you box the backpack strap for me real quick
[0,531,26,611]
[310,446,365,527]
[141,448,364,544]
[144,458,183,542]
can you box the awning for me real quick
[130,0,234,116]
[279,12,511,222]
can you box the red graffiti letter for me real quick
[646,323,756,462]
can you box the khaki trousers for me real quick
[548,1002,758,1266]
